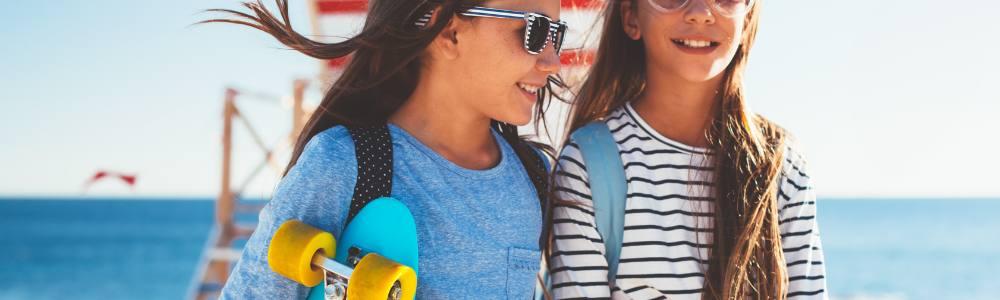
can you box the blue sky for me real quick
[1,0,997,198]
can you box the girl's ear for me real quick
[429,9,462,60]
[621,1,642,40]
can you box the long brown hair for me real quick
[202,0,562,250]
[565,1,789,298]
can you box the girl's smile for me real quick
[516,81,544,103]
[671,36,721,55]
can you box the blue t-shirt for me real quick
[221,124,544,299]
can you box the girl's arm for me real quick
[550,141,615,299]
[220,128,356,299]
[778,145,829,299]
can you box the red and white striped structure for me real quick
[308,0,604,83]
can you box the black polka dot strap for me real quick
[500,132,550,213]
[345,125,394,225]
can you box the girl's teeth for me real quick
[518,83,541,94]
[676,39,714,48]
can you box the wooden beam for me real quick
[217,88,238,231]
[562,0,605,9]
[315,0,367,14]
[313,0,604,15]
[292,79,309,140]
[561,49,596,66]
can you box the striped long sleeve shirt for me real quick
[550,103,828,299]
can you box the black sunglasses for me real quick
[416,6,568,55]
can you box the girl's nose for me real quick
[685,0,717,25]
[536,45,562,75]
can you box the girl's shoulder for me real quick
[554,107,628,170]
[775,127,813,192]
[783,134,809,170]
[266,126,360,239]
[284,126,358,183]
[755,114,811,177]
[305,125,354,154]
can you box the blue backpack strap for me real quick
[570,121,627,283]
[535,257,554,300]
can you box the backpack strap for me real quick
[492,121,551,218]
[492,126,553,300]
[509,139,550,214]
[345,125,394,225]
[570,121,627,283]
[505,137,555,300]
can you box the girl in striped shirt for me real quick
[549,0,827,299]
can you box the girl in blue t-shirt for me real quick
[208,0,568,298]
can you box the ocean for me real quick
[0,197,997,300]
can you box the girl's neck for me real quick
[388,80,501,170]
[632,68,722,148]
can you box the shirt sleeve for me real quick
[778,145,829,299]
[549,141,616,299]
[220,129,356,299]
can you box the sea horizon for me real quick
[2,197,999,299]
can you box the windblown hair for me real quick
[202,0,565,261]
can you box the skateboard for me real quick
[268,197,419,300]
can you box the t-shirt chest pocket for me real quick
[506,247,541,299]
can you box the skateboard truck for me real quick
[347,246,363,267]
[319,246,404,300]
[314,253,352,300]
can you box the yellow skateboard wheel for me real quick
[347,253,417,300]
[267,220,335,287]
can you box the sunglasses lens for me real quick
[714,0,751,16]
[552,26,565,53]
[648,0,687,11]
[648,0,752,16]
[525,16,550,54]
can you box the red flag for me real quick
[83,170,137,192]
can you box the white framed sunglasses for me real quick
[416,6,568,55]
[648,0,755,17]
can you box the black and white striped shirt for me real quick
[550,103,828,299]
